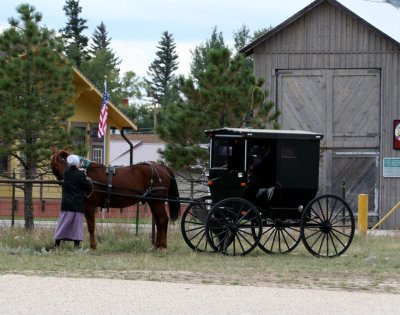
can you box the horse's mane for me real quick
[57,149,69,159]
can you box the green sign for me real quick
[383,158,400,177]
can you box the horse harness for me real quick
[79,158,168,209]
[78,158,115,209]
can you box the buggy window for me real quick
[211,138,245,170]
[281,146,297,159]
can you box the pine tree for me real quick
[90,21,111,53]
[253,27,273,40]
[81,21,122,103]
[190,26,226,79]
[233,24,251,52]
[112,70,145,106]
[60,0,89,67]
[0,4,76,229]
[157,47,279,171]
[146,31,179,108]
[81,48,121,97]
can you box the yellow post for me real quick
[358,194,368,235]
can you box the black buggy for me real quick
[181,128,355,257]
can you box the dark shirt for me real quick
[61,166,91,212]
[250,151,275,187]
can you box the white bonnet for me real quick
[67,154,80,167]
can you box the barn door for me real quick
[276,69,381,215]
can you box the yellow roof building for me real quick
[71,68,137,164]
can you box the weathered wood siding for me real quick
[252,1,400,228]
[276,68,380,214]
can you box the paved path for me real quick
[0,274,399,315]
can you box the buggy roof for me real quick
[205,128,324,141]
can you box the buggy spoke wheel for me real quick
[181,197,213,252]
[257,219,301,254]
[300,194,355,258]
[205,198,262,256]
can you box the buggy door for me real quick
[208,137,247,203]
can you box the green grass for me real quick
[1,225,400,292]
[0,216,152,224]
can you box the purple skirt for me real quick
[54,211,84,241]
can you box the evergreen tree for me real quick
[90,21,111,53]
[81,21,122,103]
[233,24,253,72]
[80,48,120,99]
[120,104,153,131]
[0,4,76,229]
[146,31,179,108]
[158,47,279,171]
[60,0,89,67]
[190,26,226,78]
[113,70,145,105]
[233,24,251,52]
[252,26,273,40]
[232,25,274,73]
[116,72,155,131]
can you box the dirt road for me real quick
[0,274,399,315]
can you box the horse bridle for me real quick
[51,153,67,181]
[53,152,94,198]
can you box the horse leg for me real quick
[149,202,169,250]
[84,205,97,250]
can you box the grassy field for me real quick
[1,224,400,293]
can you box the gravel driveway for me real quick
[1,274,399,315]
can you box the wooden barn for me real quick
[240,0,400,228]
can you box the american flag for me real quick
[98,81,108,138]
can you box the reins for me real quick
[52,152,170,204]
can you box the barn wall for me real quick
[252,2,400,228]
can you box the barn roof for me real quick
[240,0,400,56]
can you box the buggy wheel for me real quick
[300,194,355,258]
[257,218,301,254]
[205,198,262,256]
[181,196,213,252]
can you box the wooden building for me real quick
[240,0,400,228]
[0,67,136,202]
[71,68,136,164]
[1,67,136,173]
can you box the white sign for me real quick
[383,158,400,177]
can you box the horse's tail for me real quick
[166,166,180,222]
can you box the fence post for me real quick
[39,173,43,205]
[11,170,16,227]
[358,194,368,236]
[136,203,139,236]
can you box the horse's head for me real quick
[50,148,70,180]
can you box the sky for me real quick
[0,0,318,77]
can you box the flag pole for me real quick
[103,76,107,165]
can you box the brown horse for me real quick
[50,149,180,250]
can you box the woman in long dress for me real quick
[54,154,92,249]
